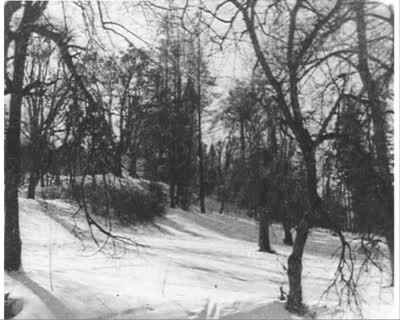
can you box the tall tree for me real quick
[5,1,49,271]
[196,25,206,214]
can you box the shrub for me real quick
[37,174,168,224]
[39,185,67,200]
[109,181,167,223]
[69,175,168,224]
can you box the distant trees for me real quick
[22,36,70,199]
[213,79,304,250]
[146,12,196,210]
[143,8,211,211]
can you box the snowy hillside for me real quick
[5,198,394,319]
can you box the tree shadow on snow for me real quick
[8,272,75,319]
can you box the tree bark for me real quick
[5,1,48,270]
[129,152,137,177]
[27,172,39,199]
[219,186,226,214]
[169,180,176,208]
[197,33,206,214]
[286,144,318,312]
[286,220,309,314]
[240,119,246,163]
[282,208,294,246]
[5,24,29,272]
[258,210,274,253]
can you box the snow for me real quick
[4,198,396,319]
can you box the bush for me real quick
[109,181,167,223]
[69,175,168,224]
[37,174,168,224]
[39,185,67,200]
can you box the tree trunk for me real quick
[129,152,137,177]
[40,175,45,188]
[27,172,39,199]
[5,31,30,271]
[196,31,206,214]
[286,146,317,313]
[113,143,123,177]
[240,119,245,163]
[386,230,394,286]
[283,226,293,246]
[283,220,293,246]
[20,174,25,186]
[219,185,227,214]
[169,181,176,208]
[55,171,61,186]
[91,174,96,188]
[286,220,309,314]
[219,200,225,214]
[282,202,293,245]
[259,210,274,253]
[197,116,205,213]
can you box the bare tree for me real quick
[5,1,49,271]
[203,0,354,313]
[22,37,70,198]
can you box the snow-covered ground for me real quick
[5,198,396,319]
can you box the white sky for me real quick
[45,1,253,86]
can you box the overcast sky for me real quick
[45,1,253,86]
[43,1,257,144]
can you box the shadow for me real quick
[9,272,75,319]
[4,296,23,319]
[219,300,315,320]
[156,216,206,238]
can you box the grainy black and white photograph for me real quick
[2,0,398,319]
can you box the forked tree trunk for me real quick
[286,148,317,313]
